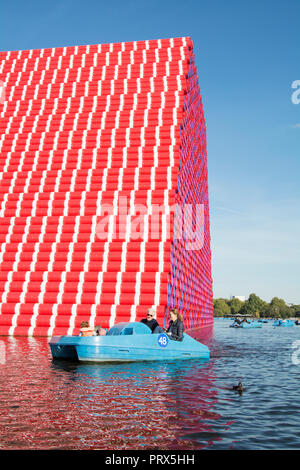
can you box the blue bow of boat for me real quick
[49,321,210,362]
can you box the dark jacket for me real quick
[140,318,159,333]
[167,319,184,341]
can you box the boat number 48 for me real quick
[157,334,168,348]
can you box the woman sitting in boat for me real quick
[79,321,94,337]
[140,308,164,333]
[165,309,184,341]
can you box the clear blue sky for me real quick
[1,0,299,304]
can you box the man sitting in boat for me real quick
[165,309,184,341]
[79,321,94,337]
[140,308,164,333]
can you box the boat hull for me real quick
[49,333,209,363]
[49,336,80,360]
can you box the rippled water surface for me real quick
[0,319,299,449]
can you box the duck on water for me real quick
[231,380,246,394]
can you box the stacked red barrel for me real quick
[0,37,213,336]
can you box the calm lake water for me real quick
[0,319,299,450]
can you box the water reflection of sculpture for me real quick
[47,325,223,450]
[51,361,185,449]
[1,335,228,450]
[50,356,223,450]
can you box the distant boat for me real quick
[230,315,262,328]
[272,319,294,327]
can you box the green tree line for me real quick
[213,294,300,318]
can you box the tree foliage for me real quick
[213,299,231,317]
[240,293,268,318]
[213,294,298,318]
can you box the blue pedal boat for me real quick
[230,315,262,328]
[272,319,294,327]
[49,321,210,363]
[232,321,262,329]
